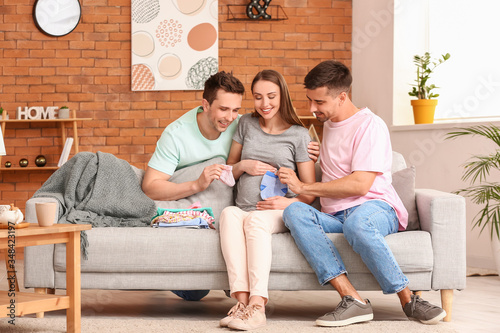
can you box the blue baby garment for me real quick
[260,171,288,200]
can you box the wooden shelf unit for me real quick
[0,110,90,171]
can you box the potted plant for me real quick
[409,52,451,124]
[0,107,7,120]
[58,105,70,119]
[446,125,500,275]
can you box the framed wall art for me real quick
[131,0,219,91]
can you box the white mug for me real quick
[35,202,57,227]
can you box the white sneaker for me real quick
[220,301,246,327]
[228,304,266,331]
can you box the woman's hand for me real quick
[256,196,295,210]
[241,160,276,176]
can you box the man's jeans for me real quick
[283,200,408,294]
[171,290,210,301]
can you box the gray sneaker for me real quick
[316,296,373,327]
[403,294,446,324]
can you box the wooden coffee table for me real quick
[0,223,91,333]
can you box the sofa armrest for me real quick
[24,197,60,289]
[415,189,466,290]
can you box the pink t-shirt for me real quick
[319,108,408,231]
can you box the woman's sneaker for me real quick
[220,302,246,327]
[227,304,266,331]
[403,294,446,324]
[316,295,373,327]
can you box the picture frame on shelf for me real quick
[58,137,74,167]
[0,127,6,156]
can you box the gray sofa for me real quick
[24,152,466,321]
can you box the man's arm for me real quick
[141,164,226,201]
[278,169,377,199]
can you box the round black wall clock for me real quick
[33,0,82,37]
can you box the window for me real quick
[393,0,500,125]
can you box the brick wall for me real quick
[0,0,351,211]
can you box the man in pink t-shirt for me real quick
[279,60,445,327]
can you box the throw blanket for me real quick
[33,151,157,258]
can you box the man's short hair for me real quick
[304,60,352,96]
[203,71,245,105]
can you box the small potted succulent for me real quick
[0,107,8,120]
[58,106,70,119]
[409,52,451,124]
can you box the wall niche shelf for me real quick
[227,5,288,21]
[0,110,90,172]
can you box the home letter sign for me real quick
[16,106,57,120]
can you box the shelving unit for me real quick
[226,5,288,21]
[0,110,90,171]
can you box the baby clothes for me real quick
[219,165,236,187]
[151,208,215,228]
[260,171,288,200]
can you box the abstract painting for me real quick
[131,0,218,91]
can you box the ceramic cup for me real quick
[35,202,57,227]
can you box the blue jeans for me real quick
[283,200,408,294]
[171,290,210,301]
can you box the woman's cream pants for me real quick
[218,206,288,302]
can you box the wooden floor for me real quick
[1,259,499,332]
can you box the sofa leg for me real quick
[440,289,453,322]
[35,288,47,318]
[412,290,422,297]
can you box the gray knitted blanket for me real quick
[33,151,157,258]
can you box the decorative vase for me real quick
[411,99,438,124]
[492,237,500,279]
[19,158,29,167]
[35,155,47,167]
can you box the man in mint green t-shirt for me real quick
[142,71,245,302]
[142,71,245,202]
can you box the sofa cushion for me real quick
[54,228,433,277]
[392,166,419,231]
[270,231,433,275]
[54,228,227,273]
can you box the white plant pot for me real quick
[58,108,70,119]
[492,236,500,278]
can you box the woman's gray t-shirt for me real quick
[233,113,312,211]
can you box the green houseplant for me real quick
[446,125,500,274]
[409,52,451,124]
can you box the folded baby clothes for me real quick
[151,207,215,229]
[155,217,210,229]
[219,165,235,187]
[260,170,288,200]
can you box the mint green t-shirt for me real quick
[148,106,239,175]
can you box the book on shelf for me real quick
[58,137,73,167]
[0,127,6,156]
[308,124,320,143]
